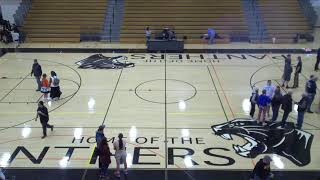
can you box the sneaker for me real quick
[41,135,47,139]
[36,89,40,92]
[51,125,54,131]
[307,111,314,113]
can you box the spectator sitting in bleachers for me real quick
[161,27,176,40]
[201,28,222,44]
[0,20,20,44]
[11,24,21,42]
[162,27,170,40]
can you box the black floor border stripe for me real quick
[1,47,319,54]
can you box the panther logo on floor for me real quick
[211,118,313,166]
[75,54,135,69]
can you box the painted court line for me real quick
[0,73,30,102]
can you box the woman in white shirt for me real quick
[49,71,61,100]
[113,133,127,177]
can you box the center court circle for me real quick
[134,79,197,104]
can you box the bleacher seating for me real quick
[120,0,249,44]
[22,0,107,43]
[258,0,312,43]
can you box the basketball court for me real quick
[0,47,319,179]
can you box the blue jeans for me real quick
[297,111,305,129]
[307,93,315,111]
[35,76,41,90]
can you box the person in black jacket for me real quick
[296,93,308,129]
[305,75,318,113]
[250,87,259,118]
[281,90,293,128]
[30,59,42,91]
[315,48,320,71]
[292,56,302,88]
[271,86,282,121]
[250,155,274,180]
[98,137,111,179]
[35,101,54,139]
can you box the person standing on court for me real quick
[49,71,62,100]
[305,75,318,113]
[98,137,111,180]
[281,54,292,88]
[257,89,270,125]
[292,56,302,88]
[250,87,259,118]
[30,59,42,91]
[96,125,106,148]
[271,86,282,121]
[263,80,275,117]
[315,48,320,71]
[281,90,293,128]
[296,93,308,129]
[250,155,274,180]
[113,133,128,177]
[95,125,106,169]
[35,101,54,139]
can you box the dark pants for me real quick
[307,93,316,112]
[297,111,305,129]
[100,163,110,177]
[281,111,290,127]
[315,58,320,71]
[271,104,280,121]
[253,174,271,180]
[41,121,53,136]
[35,76,41,90]
[250,102,256,118]
[292,72,299,88]
[50,86,61,99]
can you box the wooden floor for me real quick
[1,41,319,49]
[0,48,319,172]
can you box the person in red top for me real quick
[99,137,112,179]
[40,73,50,100]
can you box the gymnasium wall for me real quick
[0,0,22,24]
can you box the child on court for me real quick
[40,73,50,100]
[257,89,271,125]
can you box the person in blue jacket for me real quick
[257,89,271,125]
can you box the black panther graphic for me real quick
[75,54,135,69]
[211,118,313,166]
